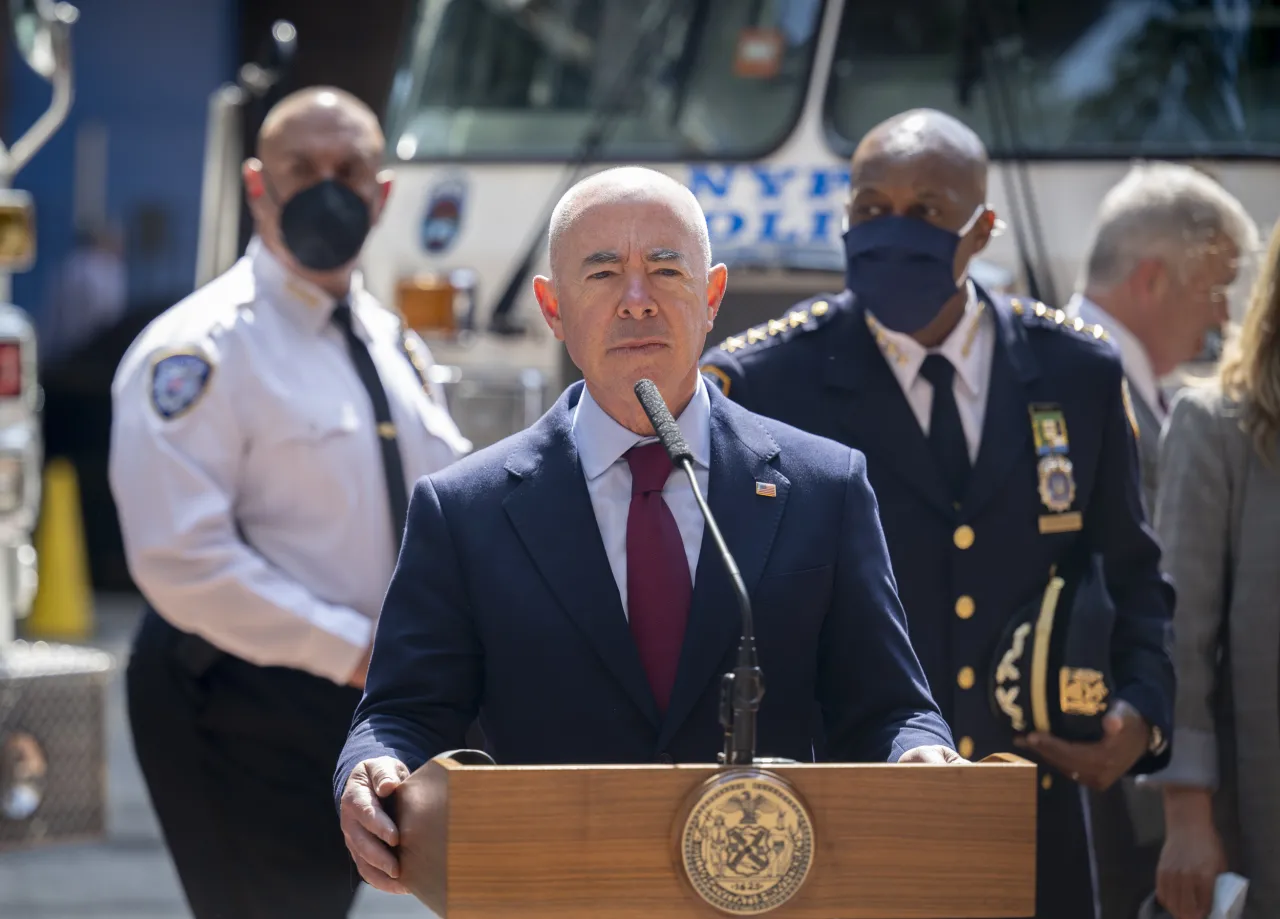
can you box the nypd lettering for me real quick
[688,164,849,266]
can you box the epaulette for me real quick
[399,330,434,393]
[713,294,842,356]
[1007,296,1110,343]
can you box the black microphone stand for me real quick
[676,457,765,766]
[632,378,763,767]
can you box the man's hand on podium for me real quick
[341,756,411,894]
[898,744,968,764]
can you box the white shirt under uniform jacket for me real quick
[109,238,471,685]
[1066,293,1165,423]
[570,373,711,618]
[866,281,995,463]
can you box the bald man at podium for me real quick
[335,167,956,894]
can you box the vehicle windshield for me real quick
[825,0,1280,158]
[386,0,824,162]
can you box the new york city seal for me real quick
[676,769,815,915]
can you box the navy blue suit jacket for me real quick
[334,381,952,799]
[699,289,1175,773]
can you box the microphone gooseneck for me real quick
[633,378,693,465]
[633,379,764,767]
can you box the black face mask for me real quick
[273,178,372,272]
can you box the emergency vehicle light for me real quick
[0,190,36,273]
[0,341,22,397]
[396,270,477,336]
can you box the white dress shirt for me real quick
[866,283,995,463]
[1067,293,1165,422]
[109,237,471,684]
[571,375,711,618]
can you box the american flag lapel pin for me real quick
[755,481,777,498]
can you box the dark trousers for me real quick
[1091,782,1162,919]
[125,607,364,919]
[1034,770,1101,919]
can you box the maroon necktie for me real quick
[625,442,692,713]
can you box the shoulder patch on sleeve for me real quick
[399,332,432,390]
[149,349,214,420]
[701,363,731,396]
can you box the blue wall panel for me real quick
[4,0,236,317]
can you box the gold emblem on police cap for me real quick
[677,769,815,915]
[1036,455,1076,513]
[1060,667,1109,717]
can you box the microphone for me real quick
[633,378,764,767]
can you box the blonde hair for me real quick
[1220,219,1280,461]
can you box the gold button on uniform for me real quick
[957,666,975,690]
[953,525,975,549]
[954,595,975,619]
[1041,774,1053,790]
[958,736,974,759]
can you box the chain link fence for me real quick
[0,640,114,852]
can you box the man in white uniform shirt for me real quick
[109,87,469,919]
[1066,161,1257,919]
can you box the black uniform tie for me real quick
[331,300,410,551]
[920,353,971,503]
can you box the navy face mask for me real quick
[271,177,373,272]
[842,205,986,334]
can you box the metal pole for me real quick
[0,543,13,645]
[195,85,246,289]
[0,2,79,646]
[0,170,11,307]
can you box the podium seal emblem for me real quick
[676,769,815,915]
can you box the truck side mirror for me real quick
[1,0,77,180]
[10,0,78,82]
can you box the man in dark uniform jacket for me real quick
[699,108,1175,919]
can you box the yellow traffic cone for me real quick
[27,456,93,639]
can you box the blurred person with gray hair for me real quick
[1067,161,1259,919]
[1068,162,1258,513]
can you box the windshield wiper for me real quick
[485,0,685,334]
[960,0,1056,305]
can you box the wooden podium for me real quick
[390,753,1037,918]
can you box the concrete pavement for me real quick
[0,593,433,918]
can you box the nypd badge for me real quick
[149,350,213,420]
[421,176,466,254]
[1029,404,1077,514]
[1037,455,1077,513]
